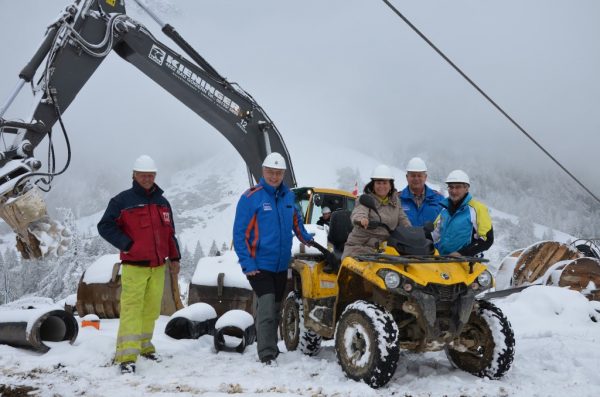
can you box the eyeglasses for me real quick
[447,184,467,190]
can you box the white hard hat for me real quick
[445,169,470,185]
[370,164,394,180]
[262,152,287,170]
[406,157,427,172]
[322,206,331,214]
[133,155,157,172]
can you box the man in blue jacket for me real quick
[399,157,444,227]
[233,152,314,365]
[432,170,494,257]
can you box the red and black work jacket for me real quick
[98,181,180,266]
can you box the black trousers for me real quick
[247,270,288,301]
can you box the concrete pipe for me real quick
[214,310,256,353]
[0,308,78,352]
[164,303,217,339]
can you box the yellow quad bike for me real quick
[281,195,515,389]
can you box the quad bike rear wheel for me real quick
[445,300,515,379]
[281,291,322,356]
[335,301,400,389]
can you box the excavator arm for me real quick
[0,0,296,258]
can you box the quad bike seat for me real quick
[325,209,353,273]
[387,224,434,255]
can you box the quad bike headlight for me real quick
[477,270,493,288]
[383,271,401,289]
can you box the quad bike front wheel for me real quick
[445,300,515,379]
[281,291,322,356]
[335,301,400,389]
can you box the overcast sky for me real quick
[0,0,598,196]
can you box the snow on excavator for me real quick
[0,0,298,260]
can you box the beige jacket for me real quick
[342,191,411,259]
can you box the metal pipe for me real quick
[0,80,26,119]
[0,308,79,352]
[131,0,166,27]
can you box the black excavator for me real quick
[0,0,298,259]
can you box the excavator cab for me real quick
[292,187,356,225]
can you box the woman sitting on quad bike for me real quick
[342,164,411,259]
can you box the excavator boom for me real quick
[0,0,296,258]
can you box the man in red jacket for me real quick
[98,155,180,374]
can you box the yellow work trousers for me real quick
[115,264,165,363]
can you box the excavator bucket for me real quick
[0,188,70,259]
[76,256,183,319]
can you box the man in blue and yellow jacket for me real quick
[433,170,493,257]
[98,155,180,374]
[233,152,313,365]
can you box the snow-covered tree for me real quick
[336,166,361,192]
[542,227,554,241]
[192,240,204,267]
[36,208,85,299]
[0,251,12,304]
[208,240,220,256]
[178,245,194,281]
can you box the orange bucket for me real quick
[81,314,101,330]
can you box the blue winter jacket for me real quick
[433,193,494,256]
[400,185,444,227]
[233,178,313,274]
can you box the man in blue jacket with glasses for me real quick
[233,152,314,365]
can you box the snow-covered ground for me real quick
[1,286,599,396]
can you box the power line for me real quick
[381,0,600,205]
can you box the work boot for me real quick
[260,354,278,366]
[141,352,162,362]
[119,362,136,374]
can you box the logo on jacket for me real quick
[162,212,170,223]
[262,203,272,211]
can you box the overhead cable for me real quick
[381,0,600,205]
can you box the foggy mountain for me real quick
[0,143,581,303]
[0,0,598,301]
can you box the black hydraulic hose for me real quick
[19,26,59,83]
[381,0,600,206]
[161,24,226,84]
[12,91,71,193]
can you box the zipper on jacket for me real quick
[276,189,283,271]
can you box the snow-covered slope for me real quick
[0,286,598,396]
[1,141,575,270]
